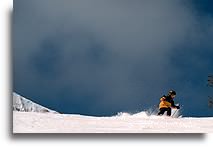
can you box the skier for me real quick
[157,90,180,116]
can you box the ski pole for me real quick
[171,109,178,117]
[171,110,177,117]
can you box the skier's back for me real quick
[158,90,180,116]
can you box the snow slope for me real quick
[12,93,213,133]
[13,111,213,133]
[13,92,57,113]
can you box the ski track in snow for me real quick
[13,111,213,133]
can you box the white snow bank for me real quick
[13,93,57,113]
[13,111,213,133]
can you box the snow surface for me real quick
[13,111,213,133]
[12,93,213,133]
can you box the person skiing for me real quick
[157,90,180,116]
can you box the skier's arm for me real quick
[171,100,180,109]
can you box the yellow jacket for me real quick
[159,96,172,109]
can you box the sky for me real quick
[13,0,213,117]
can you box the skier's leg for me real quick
[167,107,171,116]
[158,108,167,115]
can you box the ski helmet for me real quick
[168,90,176,96]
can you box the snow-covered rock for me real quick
[13,92,58,113]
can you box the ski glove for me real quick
[176,106,180,109]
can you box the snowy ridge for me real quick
[12,93,213,133]
[13,92,58,113]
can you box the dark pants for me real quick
[158,107,171,116]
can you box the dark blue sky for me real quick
[13,0,213,117]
